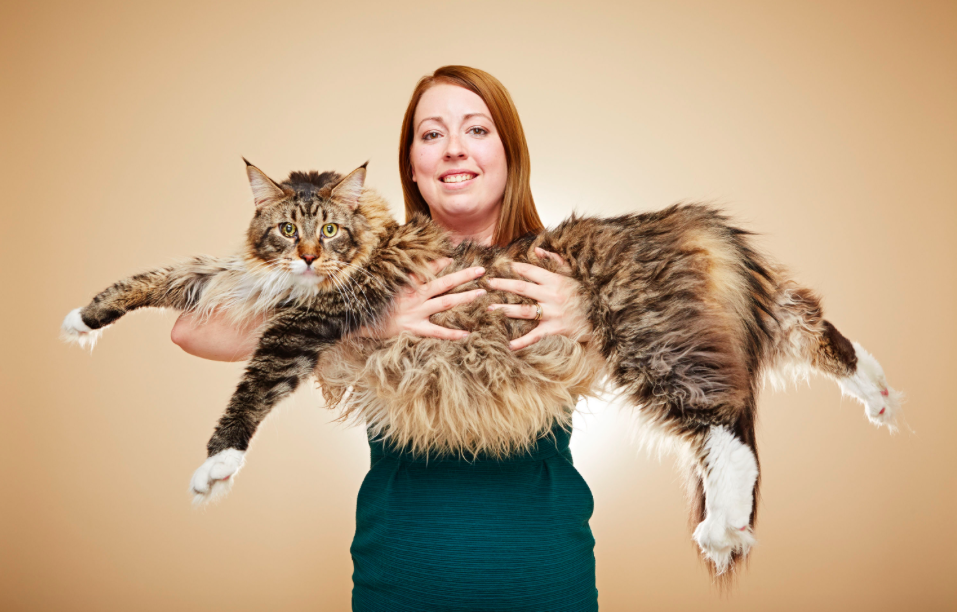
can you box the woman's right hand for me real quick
[364,258,487,340]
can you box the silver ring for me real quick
[533,303,543,321]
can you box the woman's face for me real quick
[409,84,508,234]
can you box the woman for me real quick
[172,66,599,611]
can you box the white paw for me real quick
[60,308,104,350]
[189,448,246,506]
[838,342,902,431]
[693,514,755,575]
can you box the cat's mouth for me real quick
[287,260,325,284]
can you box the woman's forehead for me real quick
[414,83,493,129]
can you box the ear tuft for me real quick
[244,160,286,208]
[330,164,368,210]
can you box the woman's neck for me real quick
[432,208,499,247]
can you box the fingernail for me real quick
[476,289,486,296]
[475,267,485,275]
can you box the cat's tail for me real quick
[764,280,903,430]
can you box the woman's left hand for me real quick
[486,247,593,350]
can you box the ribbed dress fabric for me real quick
[351,424,599,611]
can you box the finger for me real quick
[424,289,486,316]
[422,266,485,298]
[488,303,542,320]
[415,322,470,341]
[426,257,454,275]
[510,261,564,284]
[485,277,548,302]
[535,247,572,273]
[510,328,546,351]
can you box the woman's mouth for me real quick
[440,172,477,184]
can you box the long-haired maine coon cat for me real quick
[62,161,901,576]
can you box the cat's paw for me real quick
[189,449,246,506]
[838,342,902,431]
[60,308,103,350]
[692,514,755,575]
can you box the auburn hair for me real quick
[399,66,544,246]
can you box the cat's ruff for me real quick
[62,161,902,578]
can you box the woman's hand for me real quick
[362,258,487,340]
[486,247,593,351]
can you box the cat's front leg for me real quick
[61,268,175,349]
[692,425,759,575]
[189,449,246,504]
[190,308,332,505]
[62,256,231,350]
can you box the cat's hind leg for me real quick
[770,283,902,430]
[836,339,903,429]
[690,424,759,575]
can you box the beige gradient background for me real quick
[2,1,955,610]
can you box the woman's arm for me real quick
[171,259,488,360]
[171,311,265,362]
[485,247,593,350]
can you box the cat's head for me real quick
[242,160,394,292]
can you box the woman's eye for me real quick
[422,131,441,141]
[467,126,489,136]
[322,223,339,238]
[280,222,297,237]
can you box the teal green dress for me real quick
[351,425,599,611]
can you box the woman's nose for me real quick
[443,133,467,159]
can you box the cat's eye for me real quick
[322,223,339,238]
[280,222,297,238]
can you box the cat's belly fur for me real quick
[316,242,607,460]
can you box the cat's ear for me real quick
[243,158,286,208]
[330,162,368,211]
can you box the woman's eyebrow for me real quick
[416,113,493,132]
[463,112,492,123]
[415,116,445,131]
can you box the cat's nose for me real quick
[301,254,317,265]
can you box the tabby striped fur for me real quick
[63,162,901,577]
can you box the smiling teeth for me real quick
[442,174,474,183]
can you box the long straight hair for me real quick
[399,66,543,246]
